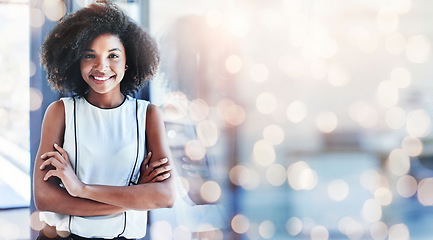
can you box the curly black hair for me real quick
[40,1,160,96]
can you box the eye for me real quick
[83,54,95,59]
[109,53,119,59]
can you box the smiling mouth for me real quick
[91,75,114,83]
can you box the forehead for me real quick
[87,34,125,51]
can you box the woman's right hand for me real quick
[40,143,85,197]
[138,152,172,184]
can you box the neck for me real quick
[85,90,125,109]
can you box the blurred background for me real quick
[1,0,433,239]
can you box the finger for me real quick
[40,157,63,170]
[54,143,69,162]
[148,157,168,169]
[151,172,171,183]
[149,165,172,179]
[142,152,152,168]
[43,170,58,181]
[41,151,64,163]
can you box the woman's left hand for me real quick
[40,143,85,197]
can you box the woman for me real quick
[33,2,175,239]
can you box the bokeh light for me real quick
[376,81,399,108]
[417,178,433,206]
[287,161,318,191]
[256,92,277,115]
[150,221,173,240]
[231,214,250,234]
[376,7,399,33]
[29,87,43,111]
[348,23,378,53]
[362,199,382,222]
[370,221,388,240]
[42,0,66,22]
[311,225,329,240]
[173,225,192,240]
[374,187,393,206]
[229,164,250,187]
[198,228,224,240]
[200,180,221,203]
[286,217,302,236]
[263,124,284,145]
[387,148,410,176]
[396,175,417,198]
[359,168,388,193]
[388,223,410,240]
[385,107,406,130]
[163,91,189,120]
[316,111,338,133]
[401,136,423,156]
[338,216,364,239]
[405,109,431,137]
[30,8,45,28]
[327,179,349,202]
[406,35,431,63]
[188,98,209,122]
[246,222,260,240]
[242,169,260,190]
[30,211,45,231]
[258,220,275,239]
[230,165,260,190]
[217,99,246,126]
[226,55,242,74]
[253,140,276,167]
[301,217,316,236]
[286,100,308,123]
[265,163,286,186]
[184,139,206,161]
[349,101,378,128]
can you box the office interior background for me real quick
[1,0,433,239]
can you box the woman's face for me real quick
[80,34,127,95]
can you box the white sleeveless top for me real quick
[40,95,149,239]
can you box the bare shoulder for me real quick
[45,99,65,118]
[41,100,65,133]
[146,103,164,127]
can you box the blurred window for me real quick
[0,0,30,209]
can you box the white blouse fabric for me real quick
[40,95,149,239]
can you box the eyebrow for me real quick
[83,48,122,52]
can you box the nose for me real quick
[94,57,109,72]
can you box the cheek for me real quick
[113,62,127,74]
[80,61,92,76]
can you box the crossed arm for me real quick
[33,100,175,216]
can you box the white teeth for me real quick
[93,76,111,81]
